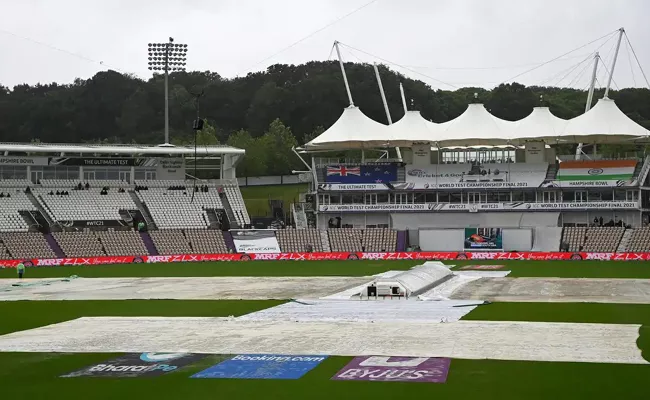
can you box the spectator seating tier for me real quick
[561,227,587,252]
[52,231,106,257]
[0,190,38,232]
[148,230,193,255]
[276,229,324,252]
[328,229,363,252]
[97,230,149,256]
[624,227,650,252]
[582,227,625,252]
[0,232,57,259]
[137,188,223,229]
[35,188,136,222]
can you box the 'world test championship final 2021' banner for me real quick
[5,251,650,268]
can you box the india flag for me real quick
[557,160,637,181]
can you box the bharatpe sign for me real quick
[191,354,327,380]
[331,356,451,383]
[61,353,205,378]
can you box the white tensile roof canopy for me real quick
[303,97,649,150]
[387,110,436,143]
[305,106,394,149]
[433,103,515,147]
[511,107,568,144]
[554,97,650,144]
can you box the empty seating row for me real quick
[0,190,37,232]
[276,229,324,252]
[625,227,650,252]
[581,227,625,252]
[138,188,223,229]
[35,188,136,222]
[0,232,57,259]
[224,184,250,226]
[148,229,229,255]
[561,226,587,252]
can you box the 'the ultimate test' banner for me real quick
[3,251,650,268]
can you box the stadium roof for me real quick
[0,142,245,156]
[305,106,395,149]
[303,98,650,150]
[433,103,515,147]
[511,107,568,144]
[553,97,650,144]
[388,110,436,142]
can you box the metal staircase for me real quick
[129,191,157,230]
[319,230,331,252]
[292,203,308,229]
[26,191,59,230]
[545,163,558,180]
[616,229,633,252]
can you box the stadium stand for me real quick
[184,229,229,254]
[97,230,149,256]
[52,231,106,257]
[0,190,36,232]
[34,187,136,222]
[224,183,251,227]
[276,228,324,252]
[39,179,131,188]
[561,227,587,252]
[0,232,56,259]
[328,229,363,252]
[582,227,626,252]
[624,227,650,252]
[148,230,193,254]
[0,240,9,259]
[362,228,398,252]
[136,188,222,229]
[0,179,31,188]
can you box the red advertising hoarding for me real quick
[2,251,650,268]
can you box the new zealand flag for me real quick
[325,164,397,183]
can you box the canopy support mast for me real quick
[575,52,600,160]
[334,41,354,106]
[604,28,624,99]
[373,63,402,161]
[399,83,408,113]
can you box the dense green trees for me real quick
[1,62,649,175]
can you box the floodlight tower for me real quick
[148,38,188,144]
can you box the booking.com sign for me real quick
[191,354,328,380]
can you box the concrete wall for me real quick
[237,175,305,186]
[503,228,532,251]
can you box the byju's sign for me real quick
[61,353,205,378]
[331,356,451,383]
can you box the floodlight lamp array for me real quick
[147,41,188,72]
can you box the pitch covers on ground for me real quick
[331,356,451,383]
[61,353,205,378]
[191,354,327,380]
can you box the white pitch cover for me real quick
[231,230,281,253]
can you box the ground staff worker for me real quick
[16,262,25,279]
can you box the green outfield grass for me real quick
[2,259,650,279]
[0,300,648,399]
[240,183,307,216]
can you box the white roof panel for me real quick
[306,106,397,149]
[435,103,516,147]
[512,107,568,144]
[389,111,438,142]
[556,98,650,143]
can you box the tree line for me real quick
[1,61,649,176]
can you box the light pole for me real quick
[148,38,188,144]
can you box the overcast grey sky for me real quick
[1,0,648,90]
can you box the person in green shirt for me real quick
[16,262,25,279]
[137,221,145,232]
